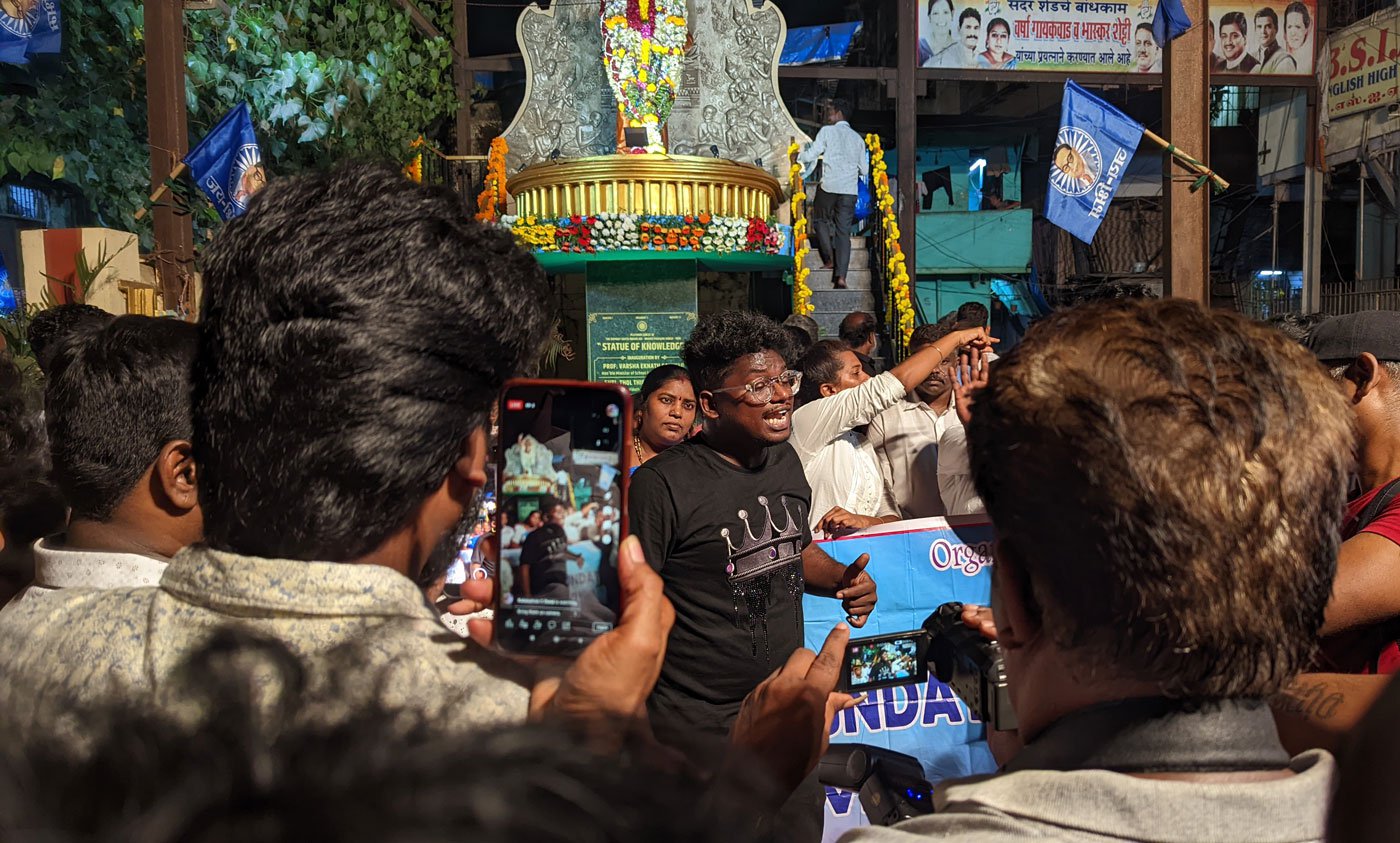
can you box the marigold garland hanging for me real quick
[787,141,814,317]
[476,137,509,223]
[865,133,916,345]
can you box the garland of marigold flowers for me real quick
[402,135,426,183]
[475,137,509,222]
[865,133,915,347]
[787,141,814,316]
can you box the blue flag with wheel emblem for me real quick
[1044,80,1144,245]
[0,0,61,65]
[183,103,266,221]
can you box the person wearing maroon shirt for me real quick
[1277,311,1400,752]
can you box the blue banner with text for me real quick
[804,517,998,842]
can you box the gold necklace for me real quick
[633,432,646,466]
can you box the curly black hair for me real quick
[195,161,553,562]
[27,304,113,376]
[0,349,65,595]
[681,311,794,393]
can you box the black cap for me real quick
[1308,311,1400,364]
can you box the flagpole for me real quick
[1141,128,1229,193]
[133,162,189,221]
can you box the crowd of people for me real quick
[2,160,1400,842]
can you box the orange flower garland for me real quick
[865,133,915,346]
[476,137,509,222]
[788,141,813,317]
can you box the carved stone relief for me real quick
[500,0,809,188]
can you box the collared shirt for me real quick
[798,121,869,196]
[791,372,905,529]
[867,390,984,519]
[0,545,530,741]
[4,537,169,610]
[843,750,1333,843]
[867,392,959,520]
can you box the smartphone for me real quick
[839,630,931,694]
[494,379,631,656]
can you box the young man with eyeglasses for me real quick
[629,310,878,843]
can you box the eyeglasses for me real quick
[712,370,802,405]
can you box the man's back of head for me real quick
[27,304,112,376]
[43,314,200,539]
[968,298,1352,702]
[955,300,989,330]
[196,161,551,564]
[838,311,877,353]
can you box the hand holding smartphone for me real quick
[493,379,631,656]
[838,631,931,694]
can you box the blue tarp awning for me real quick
[780,22,861,66]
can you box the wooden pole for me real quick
[1141,128,1229,192]
[133,162,188,221]
[144,0,195,315]
[453,0,473,156]
[896,0,918,293]
[1160,0,1211,305]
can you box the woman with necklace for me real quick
[631,364,697,472]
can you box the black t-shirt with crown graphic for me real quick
[629,434,813,741]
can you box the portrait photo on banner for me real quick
[914,0,1314,75]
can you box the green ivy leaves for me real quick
[2,0,462,249]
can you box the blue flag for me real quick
[1044,80,1144,245]
[0,0,61,65]
[1151,0,1192,47]
[183,103,265,221]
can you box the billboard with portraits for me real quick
[915,0,1314,75]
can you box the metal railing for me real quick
[864,136,907,362]
[1235,274,1301,320]
[1320,278,1400,315]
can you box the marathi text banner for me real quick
[915,0,1315,76]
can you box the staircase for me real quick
[804,234,877,339]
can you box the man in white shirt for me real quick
[868,322,985,520]
[797,98,868,290]
[6,310,203,609]
[791,326,991,536]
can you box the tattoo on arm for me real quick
[1274,678,1346,721]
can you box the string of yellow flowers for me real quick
[402,135,426,183]
[787,141,814,317]
[864,133,915,350]
[476,137,509,223]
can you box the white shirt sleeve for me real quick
[791,372,908,463]
[936,421,985,515]
[798,126,828,169]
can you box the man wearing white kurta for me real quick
[791,325,992,535]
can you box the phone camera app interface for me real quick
[498,387,623,654]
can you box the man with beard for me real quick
[868,322,984,520]
[0,163,671,738]
[630,310,878,843]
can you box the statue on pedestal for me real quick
[600,0,690,153]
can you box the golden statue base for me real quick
[509,154,783,220]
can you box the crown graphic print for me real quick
[722,495,806,583]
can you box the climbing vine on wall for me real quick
[1,0,461,246]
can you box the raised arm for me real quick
[888,327,992,394]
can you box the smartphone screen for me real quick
[495,380,630,655]
[842,631,930,693]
